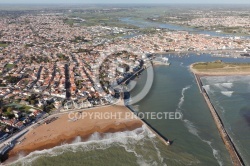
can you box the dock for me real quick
[194,74,244,166]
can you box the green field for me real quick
[63,6,168,29]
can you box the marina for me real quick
[152,55,170,66]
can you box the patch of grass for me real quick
[0,44,7,47]
[191,61,250,73]
[5,63,15,70]
[192,61,225,69]
[0,43,8,47]
[6,103,32,113]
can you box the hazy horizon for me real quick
[0,0,250,4]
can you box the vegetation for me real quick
[0,103,32,119]
[56,53,69,61]
[27,55,50,63]
[70,36,90,43]
[25,43,35,47]
[5,63,15,70]
[191,61,250,74]
[43,101,55,113]
[4,75,21,84]
[26,94,39,106]
[0,41,8,47]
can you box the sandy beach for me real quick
[9,105,143,156]
[190,64,250,76]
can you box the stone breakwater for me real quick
[194,74,244,166]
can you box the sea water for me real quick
[9,54,250,166]
[201,75,250,165]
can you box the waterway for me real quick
[9,54,250,166]
[7,12,250,166]
[201,75,250,165]
[120,17,250,39]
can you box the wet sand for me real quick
[9,105,143,156]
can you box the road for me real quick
[0,104,112,149]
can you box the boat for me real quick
[152,55,170,66]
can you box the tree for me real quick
[7,107,13,113]
[30,100,36,106]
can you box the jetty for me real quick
[125,104,171,146]
[194,74,244,166]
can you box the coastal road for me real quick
[0,104,113,149]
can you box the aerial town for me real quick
[0,8,250,162]
[152,8,250,35]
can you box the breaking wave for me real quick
[9,125,167,166]
[177,85,223,166]
[214,82,233,91]
[221,91,234,97]
[221,83,233,89]
[183,119,223,166]
[202,85,214,95]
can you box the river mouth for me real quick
[119,17,250,38]
[128,53,250,165]
[7,54,250,166]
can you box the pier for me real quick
[119,61,171,146]
[194,74,244,166]
[126,105,171,146]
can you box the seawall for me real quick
[126,105,170,146]
[194,74,244,166]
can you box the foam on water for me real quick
[177,85,224,166]
[202,85,214,95]
[214,83,225,90]
[176,85,191,112]
[9,125,168,166]
[221,83,233,89]
[221,91,234,97]
[183,119,223,166]
[131,104,140,112]
[203,140,223,166]
[214,82,233,91]
[71,136,82,143]
[183,119,199,137]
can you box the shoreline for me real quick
[5,62,171,164]
[193,73,244,166]
[6,102,172,165]
[190,63,250,76]
[7,105,143,162]
[153,49,249,57]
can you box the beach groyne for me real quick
[194,74,244,166]
[126,105,170,146]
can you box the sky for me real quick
[0,0,250,4]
